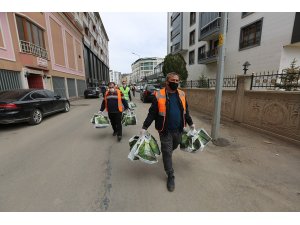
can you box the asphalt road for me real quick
[0,94,299,212]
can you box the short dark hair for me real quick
[108,82,115,86]
[166,72,180,81]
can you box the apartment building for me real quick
[167,12,300,80]
[121,73,132,84]
[81,12,109,87]
[0,12,86,98]
[109,70,121,84]
[131,57,164,83]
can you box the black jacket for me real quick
[142,89,193,133]
[100,91,129,113]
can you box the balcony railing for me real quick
[198,48,218,64]
[199,17,221,41]
[20,40,48,60]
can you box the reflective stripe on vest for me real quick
[155,88,187,131]
[104,90,123,112]
[120,86,130,100]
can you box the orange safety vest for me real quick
[155,88,187,132]
[104,89,123,112]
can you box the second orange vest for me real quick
[104,89,123,112]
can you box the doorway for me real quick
[27,74,43,89]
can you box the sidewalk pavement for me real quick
[185,108,300,211]
[124,95,300,211]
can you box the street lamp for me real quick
[132,52,141,85]
[242,61,251,75]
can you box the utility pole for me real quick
[211,12,228,142]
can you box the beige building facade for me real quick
[0,12,86,98]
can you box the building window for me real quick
[171,42,180,53]
[241,12,253,18]
[84,27,89,36]
[16,15,45,48]
[189,30,195,46]
[189,50,195,65]
[190,12,196,26]
[198,45,206,61]
[239,18,263,50]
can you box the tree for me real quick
[276,58,300,91]
[198,73,209,88]
[162,53,188,84]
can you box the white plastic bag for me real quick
[93,114,110,128]
[128,132,160,164]
[180,128,211,153]
[128,101,137,109]
[122,110,137,126]
[90,113,101,124]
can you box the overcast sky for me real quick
[100,13,167,74]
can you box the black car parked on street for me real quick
[140,84,161,103]
[84,87,100,98]
[0,89,70,125]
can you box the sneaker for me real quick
[117,136,122,142]
[167,174,175,192]
[112,131,117,136]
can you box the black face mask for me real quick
[168,81,178,90]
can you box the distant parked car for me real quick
[140,84,161,103]
[84,87,100,98]
[0,89,70,125]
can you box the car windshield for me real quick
[0,90,29,100]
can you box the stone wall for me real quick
[182,75,300,144]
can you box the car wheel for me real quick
[64,102,70,112]
[29,108,43,125]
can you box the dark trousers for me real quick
[108,112,122,136]
[159,130,181,176]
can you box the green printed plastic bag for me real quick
[122,111,137,126]
[149,135,160,156]
[128,102,137,109]
[128,131,161,164]
[198,129,212,146]
[94,114,110,128]
[180,128,212,153]
[128,135,139,160]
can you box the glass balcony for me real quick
[199,17,221,41]
[198,48,218,64]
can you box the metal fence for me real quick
[182,76,237,89]
[250,71,300,91]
